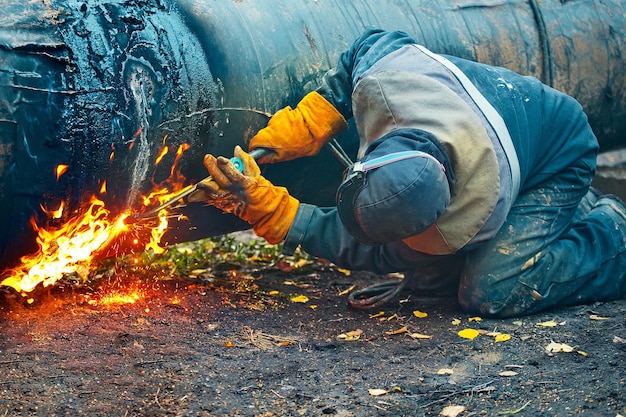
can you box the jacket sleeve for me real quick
[315,28,418,120]
[283,203,431,274]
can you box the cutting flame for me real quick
[1,197,132,293]
[1,140,194,296]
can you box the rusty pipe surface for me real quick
[1,0,624,268]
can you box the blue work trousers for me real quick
[457,178,626,318]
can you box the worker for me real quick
[189,28,626,318]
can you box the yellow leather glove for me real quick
[191,146,300,244]
[249,91,348,164]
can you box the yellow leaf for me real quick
[437,368,454,375]
[537,319,558,327]
[267,290,279,295]
[577,350,588,356]
[468,316,482,322]
[413,310,428,318]
[385,326,408,335]
[440,405,466,417]
[495,333,511,342]
[309,305,318,309]
[368,388,388,396]
[338,285,356,296]
[337,268,351,276]
[290,295,309,303]
[451,318,461,326]
[369,311,385,318]
[386,313,399,321]
[458,328,480,340]
[589,314,609,321]
[499,370,518,377]
[337,329,363,341]
[409,333,433,340]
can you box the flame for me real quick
[99,180,107,194]
[0,140,195,296]
[40,201,64,219]
[56,164,69,180]
[155,146,169,165]
[0,197,130,293]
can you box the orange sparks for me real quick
[56,164,69,180]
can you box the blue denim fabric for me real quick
[458,181,626,317]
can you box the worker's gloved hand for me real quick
[249,91,348,164]
[191,146,300,244]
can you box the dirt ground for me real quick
[1,251,625,417]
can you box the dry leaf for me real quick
[499,370,518,377]
[413,310,428,318]
[290,295,309,303]
[267,290,279,295]
[409,333,433,340]
[385,326,408,335]
[337,329,363,341]
[545,341,574,353]
[368,388,388,396]
[440,405,466,417]
[495,333,511,342]
[468,316,482,322]
[338,285,356,296]
[458,328,480,340]
[337,268,351,276]
[537,319,558,327]
[437,368,454,375]
[369,311,385,318]
[451,318,461,326]
[589,314,609,321]
[613,335,626,344]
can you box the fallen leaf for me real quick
[437,368,454,375]
[440,405,466,417]
[458,328,480,340]
[451,318,461,326]
[613,335,626,344]
[495,333,511,342]
[468,316,482,322]
[413,310,428,318]
[537,319,558,327]
[309,305,318,309]
[290,295,309,303]
[385,326,408,336]
[409,333,433,340]
[337,329,363,341]
[338,285,356,296]
[368,388,388,396]
[336,268,351,276]
[545,341,574,353]
[369,311,385,318]
[577,350,588,356]
[267,290,279,295]
[499,370,518,377]
[589,314,609,321]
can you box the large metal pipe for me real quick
[1,0,625,268]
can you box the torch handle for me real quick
[128,147,273,222]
